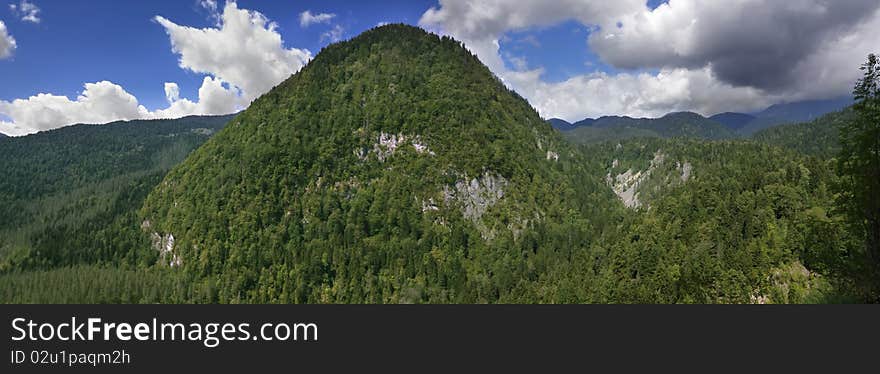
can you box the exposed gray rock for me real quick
[360,132,436,162]
[607,151,666,209]
[442,171,509,239]
[678,161,693,182]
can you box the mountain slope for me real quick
[564,112,736,144]
[576,137,844,303]
[739,97,853,135]
[0,115,233,272]
[140,24,619,303]
[752,109,853,158]
[709,112,756,131]
[547,118,575,131]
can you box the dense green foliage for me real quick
[0,25,871,304]
[835,54,880,298]
[564,112,736,144]
[566,139,852,303]
[0,116,231,285]
[140,25,621,303]
[752,109,853,158]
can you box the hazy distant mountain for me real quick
[547,118,575,131]
[556,96,852,137]
[547,117,595,131]
[564,111,735,144]
[738,97,853,135]
[572,118,595,128]
[709,112,757,131]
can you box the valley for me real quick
[0,25,875,304]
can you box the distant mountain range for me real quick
[708,112,756,131]
[550,96,853,139]
[736,97,853,134]
[563,112,736,144]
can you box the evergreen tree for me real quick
[837,54,880,299]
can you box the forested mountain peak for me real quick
[139,24,618,303]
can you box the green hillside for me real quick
[0,115,232,273]
[574,138,853,303]
[752,109,853,158]
[0,25,871,304]
[139,24,620,303]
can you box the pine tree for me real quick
[837,53,880,299]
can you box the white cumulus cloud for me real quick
[0,78,242,136]
[0,20,15,59]
[1,2,312,136]
[420,0,880,121]
[0,81,150,136]
[321,24,344,43]
[299,10,335,27]
[9,0,40,24]
[155,1,312,103]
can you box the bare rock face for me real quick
[607,151,666,209]
[442,171,509,239]
[606,150,695,210]
[443,171,508,222]
[144,220,181,267]
[678,161,693,182]
[357,132,436,162]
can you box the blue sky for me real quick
[1,0,877,135]
[0,0,435,111]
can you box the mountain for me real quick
[580,137,842,303]
[139,24,618,303]
[572,118,595,128]
[0,115,232,275]
[752,108,853,159]
[547,118,575,131]
[709,112,756,131]
[0,25,862,304]
[547,118,595,132]
[555,96,851,137]
[564,112,736,144]
[738,97,853,135]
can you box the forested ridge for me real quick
[0,25,877,303]
[0,115,232,278]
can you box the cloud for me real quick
[155,1,311,103]
[505,67,776,121]
[1,2,312,136]
[0,78,241,136]
[164,82,180,104]
[588,0,879,92]
[198,0,220,26]
[321,24,344,43]
[0,20,15,59]
[0,81,150,136]
[9,0,40,24]
[299,10,335,27]
[152,77,240,119]
[420,0,880,121]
